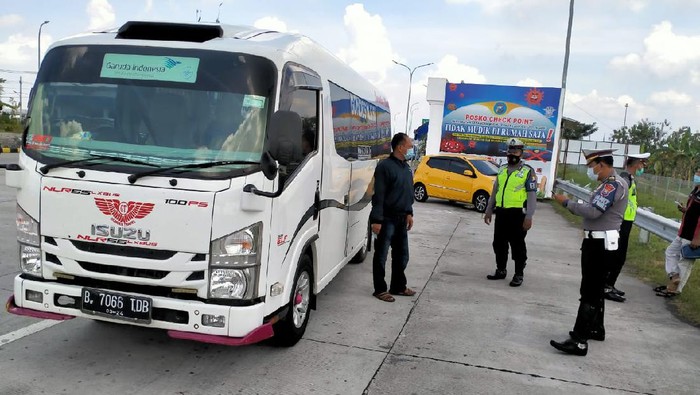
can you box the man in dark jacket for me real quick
[370,133,416,302]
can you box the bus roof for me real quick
[45,21,390,110]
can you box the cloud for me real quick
[144,0,153,14]
[0,34,39,68]
[649,90,692,105]
[444,0,554,14]
[86,0,116,30]
[612,21,700,78]
[336,4,396,83]
[692,70,700,85]
[610,53,642,69]
[0,14,23,27]
[253,16,288,32]
[621,0,648,12]
[432,55,486,84]
[516,78,543,87]
[564,90,653,133]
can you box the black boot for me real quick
[487,269,507,280]
[509,274,523,287]
[610,286,625,296]
[604,287,625,302]
[571,329,604,341]
[553,302,596,355]
[550,337,588,356]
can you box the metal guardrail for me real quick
[554,179,680,242]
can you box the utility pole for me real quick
[392,60,433,136]
[623,103,628,128]
[19,76,22,116]
[38,20,50,70]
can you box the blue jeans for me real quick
[372,216,409,294]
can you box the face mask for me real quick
[507,155,520,165]
[405,147,415,160]
[694,175,700,185]
[587,165,599,181]
[635,168,644,177]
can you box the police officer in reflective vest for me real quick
[551,148,628,356]
[604,152,650,302]
[484,138,538,287]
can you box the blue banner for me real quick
[441,83,561,162]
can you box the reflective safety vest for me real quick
[495,165,531,208]
[624,175,638,221]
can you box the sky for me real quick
[2,0,700,141]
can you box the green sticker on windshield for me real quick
[100,54,199,83]
[243,95,266,109]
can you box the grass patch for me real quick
[548,199,700,326]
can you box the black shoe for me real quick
[570,330,604,342]
[604,290,626,303]
[487,269,507,280]
[550,337,588,356]
[610,286,625,297]
[509,275,523,287]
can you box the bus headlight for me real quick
[17,205,42,277]
[208,223,262,300]
[17,205,40,246]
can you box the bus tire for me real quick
[272,255,313,347]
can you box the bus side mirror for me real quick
[260,151,277,181]
[266,110,302,167]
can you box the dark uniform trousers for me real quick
[606,219,633,287]
[372,215,409,294]
[493,207,528,275]
[573,238,613,340]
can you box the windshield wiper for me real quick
[127,160,260,184]
[39,154,158,174]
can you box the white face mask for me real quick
[587,165,598,181]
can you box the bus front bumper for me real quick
[7,275,274,346]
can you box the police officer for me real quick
[551,148,628,356]
[484,138,538,287]
[604,152,650,302]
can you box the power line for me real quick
[0,68,37,74]
[564,96,618,131]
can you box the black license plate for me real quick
[81,288,152,324]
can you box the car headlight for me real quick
[208,223,262,300]
[17,205,42,278]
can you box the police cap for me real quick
[627,152,650,161]
[582,148,616,165]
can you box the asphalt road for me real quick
[0,153,699,395]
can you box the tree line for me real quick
[561,117,699,180]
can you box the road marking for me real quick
[0,320,63,346]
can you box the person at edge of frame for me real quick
[603,152,650,303]
[369,132,417,303]
[483,138,538,287]
[655,167,700,297]
[550,148,629,356]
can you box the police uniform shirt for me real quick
[565,170,628,231]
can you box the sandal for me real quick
[656,290,679,298]
[373,291,395,302]
[653,285,667,292]
[390,287,416,296]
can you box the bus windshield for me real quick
[24,45,277,179]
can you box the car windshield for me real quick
[24,45,276,179]
[471,159,499,176]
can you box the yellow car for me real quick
[413,153,498,212]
